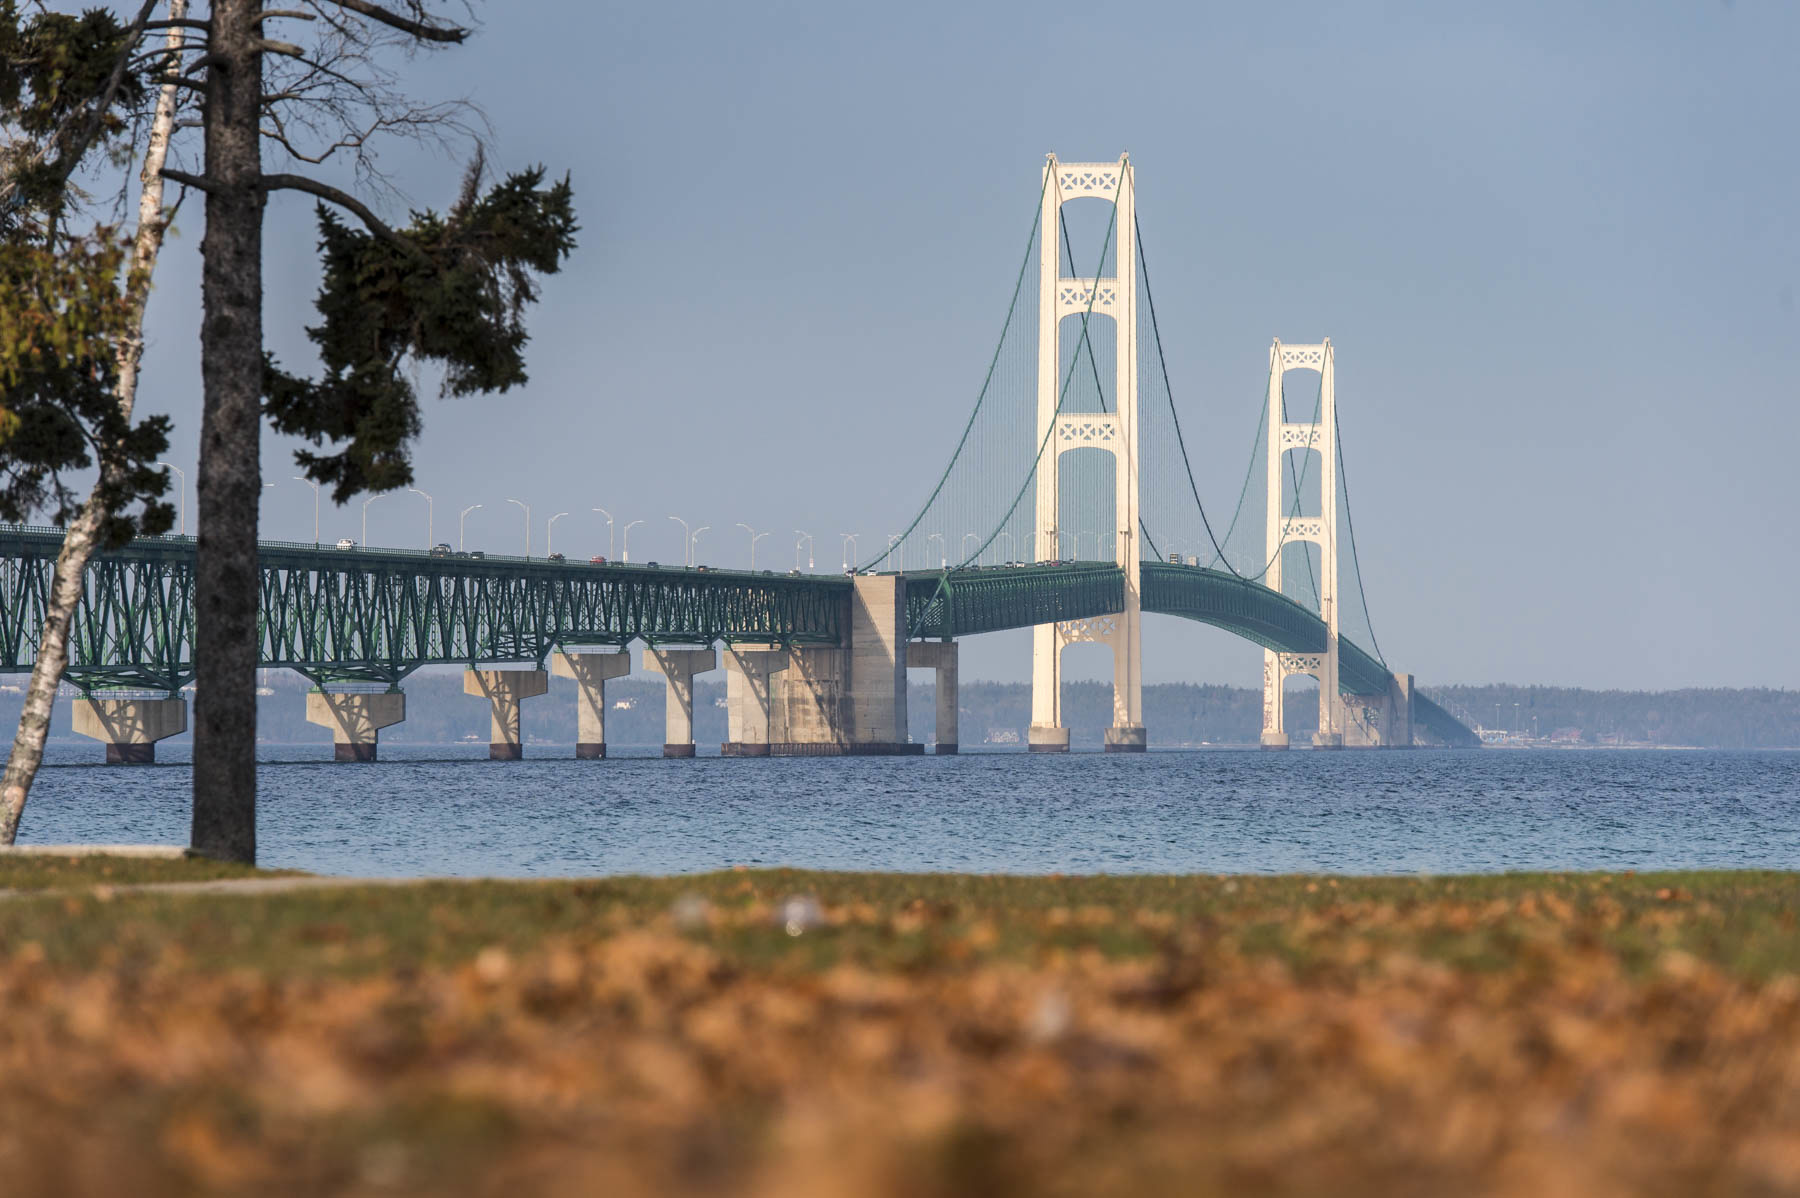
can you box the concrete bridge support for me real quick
[767,576,921,755]
[551,649,632,758]
[463,668,549,760]
[643,647,717,758]
[908,640,959,754]
[722,646,789,756]
[305,691,405,761]
[1343,672,1415,748]
[71,696,186,763]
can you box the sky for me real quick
[118,0,1798,690]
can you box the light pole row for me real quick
[256,483,918,572]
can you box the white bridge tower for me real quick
[1260,338,1343,750]
[1027,154,1147,753]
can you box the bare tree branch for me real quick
[322,0,466,43]
[259,171,403,243]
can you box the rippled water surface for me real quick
[14,744,1800,877]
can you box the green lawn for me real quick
[3,858,1797,982]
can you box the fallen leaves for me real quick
[0,874,1796,1195]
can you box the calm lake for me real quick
[14,745,1799,877]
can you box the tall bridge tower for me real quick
[1027,154,1147,753]
[1260,339,1343,749]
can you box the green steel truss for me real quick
[905,563,1125,640]
[0,527,1478,742]
[0,527,848,690]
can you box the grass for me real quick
[3,860,1798,981]
[4,860,1800,1195]
[0,851,279,891]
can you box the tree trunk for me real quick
[0,0,188,846]
[191,0,264,863]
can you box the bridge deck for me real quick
[0,526,1474,743]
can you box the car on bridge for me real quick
[335,538,355,550]
[430,543,452,557]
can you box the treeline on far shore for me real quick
[3,672,1798,750]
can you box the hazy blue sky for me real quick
[126,0,1797,690]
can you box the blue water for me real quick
[13,744,1800,877]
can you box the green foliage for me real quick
[265,165,578,502]
[0,232,171,540]
[0,1,147,236]
[0,0,169,543]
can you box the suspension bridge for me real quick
[0,153,1477,760]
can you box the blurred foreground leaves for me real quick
[1,867,1799,1196]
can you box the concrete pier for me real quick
[1104,725,1148,753]
[1027,724,1071,753]
[908,640,959,754]
[71,697,186,763]
[305,691,405,761]
[643,647,717,757]
[550,649,632,758]
[765,577,922,755]
[463,668,549,759]
[722,645,789,756]
[1260,731,1291,751]
[847,575,911,751]
[1342,672,1415,748]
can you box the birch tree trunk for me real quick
[189,0,264,864]
[0,0,189,846]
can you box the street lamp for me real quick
[547,511,570,557]
[961,531,979,562]
[294,476,320,544]
[927,532,945,567]
[737,523,770,570]
[998,531,1015,561]
[838,532,859,571]
[691,525,709,566]
[458,503,482,551]
[506,498,531,557]
[668,516,693,567]
[361,493,386,547]
[592,507,614,561]
[154,462,186,536]
[622,519,643,563]
[407,487,434,548]
[794,530,813,571]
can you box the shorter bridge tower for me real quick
[1261,339,1343,750]
[1027,153,1146,753]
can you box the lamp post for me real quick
[961,531,979,562]
[592,506,614,560]
[838,532,859,571]
[407,487,434,548]
[668,516,693,567]
[361,493,386,547]
[458,503,481,551]
[737,523,770,569]
[927,532,945,567]
[294,476,319,544]
[506,498,531,557]
[998,531,1015,561]
[794,530,813,571]
[622,519,643,563]
[155,462,186,536]
[547,511,570,557]
[691,525,709,566]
